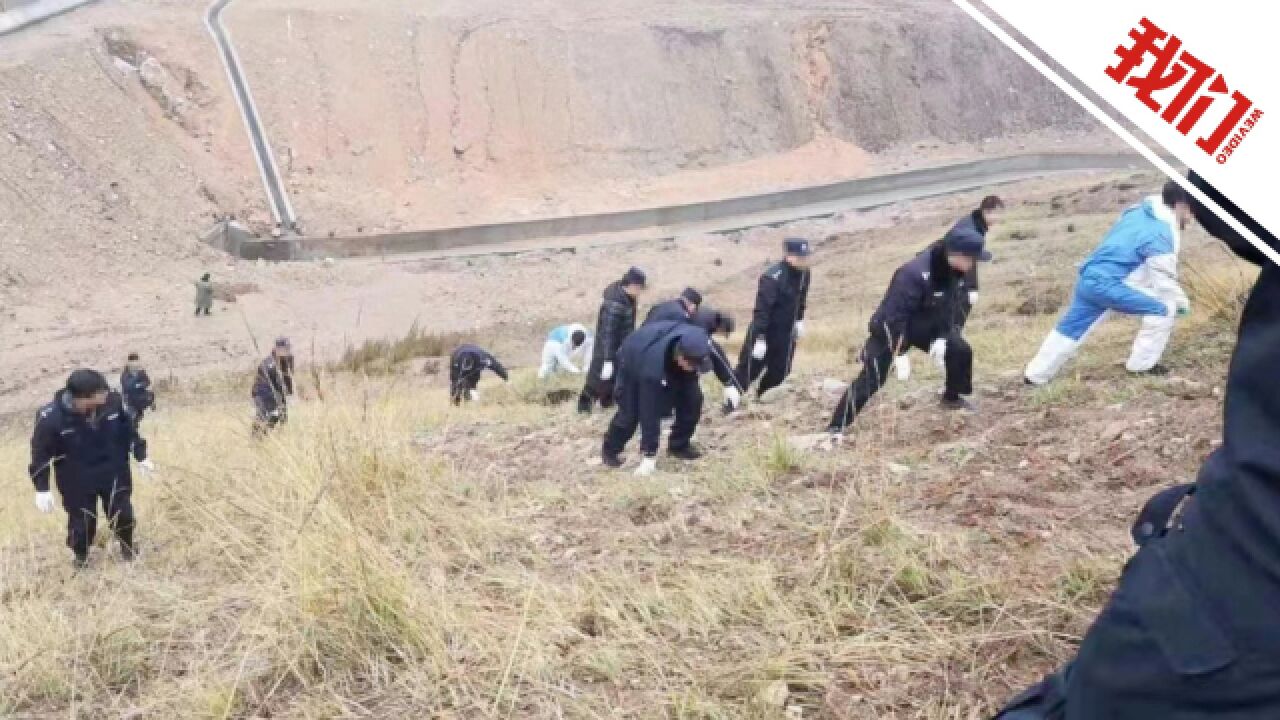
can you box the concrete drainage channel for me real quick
[205,0,296,233]
[221,152,1154,263]
[0,0,98,36]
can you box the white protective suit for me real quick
[538,323,592,379]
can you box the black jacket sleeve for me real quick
[878,270,926,348]
[598,300,631,361]
[279,358,295,397]
[966,264,979,292]
[797,270,811,322]
[486,353,509,382]
[751,273,779,335]
[708,339,736,389]
[29,408,60,493]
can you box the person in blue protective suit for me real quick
[29,369,153,568]
[1024,181,1194,384]
[538,323,590,379]
[992,172,1280,719]
[601,320,713,476]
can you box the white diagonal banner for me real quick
[954,1,1279,266]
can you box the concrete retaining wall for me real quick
[0,0,97,36]
[231,152,1152,261]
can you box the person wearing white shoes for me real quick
[1024,181,1193,386]
[29,369,151,569]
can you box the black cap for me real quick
[66,368,108,398]
[274,336,292,351]
[622,266,647,287]
[945,229,993,262]
[693,307,734,337]
[127,352,139,362]
[783,238,812,257]
[680,287,703,307]
[676,331,713,373]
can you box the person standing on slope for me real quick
[601,320,713,475]
[538,323,590,379]
[252,337,295,436]
[195,273,214,316]
[120,353,155,423]
[1024,181,1193,385]
[826,227,988,433]
[29,369,153,568]
[732,238,812,406]
[578,267,647,414]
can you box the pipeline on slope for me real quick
[204,0,295,232]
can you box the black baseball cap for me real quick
[783,238,812,257]
[945,229,993,262]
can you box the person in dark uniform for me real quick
[826,227,989,433]
[579,267,647,414]
[252,337,295,436]
[645,287,702,325]
[29,369,152,568]
[120,352,155,423]
[733,238,812,405]
[601,320,713,476]
[948,195,1003,326]
[992,173,1280,719]
[448,344,509,405]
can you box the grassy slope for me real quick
[0,175,1256,719]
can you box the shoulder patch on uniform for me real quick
[767,269,782,280]
[922,271,931,281]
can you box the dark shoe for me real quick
[825,426,844,436]
[602,451,624,469]
[1132,364,1170,376]
[72,553,89,570]
[120,544,136,562]
[1023,376,1036,386]
[940,396,978,413]
[668,445,703,461]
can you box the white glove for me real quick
[794,321,805,338]
[467,389,480,402]
[137,459,155,476]
[601,362,614,381]
[723,386,742,410]
[752,338,767,360]
[968,291,979,306]
[35,491,55,514]
[895,354,912,382]
[929,339,948,369]
[634,456,657,477]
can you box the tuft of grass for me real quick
[336,322,470,375]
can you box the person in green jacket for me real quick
[195,273,214,316]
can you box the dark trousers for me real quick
[827,331,972,431]
[253,397,288,435]
[603,379,703,457]
[578,375,616,413]
[60,477,134,558]
[734,328,795,399]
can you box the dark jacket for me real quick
[120,368,153,412]
[29,390,146,493]
[645,298,694,326]
[942,209,987,292]
[252,354,294,408]
[868,242,966,350]
[449,344,508,394]
[643,301,737,390]
[750,261,810,339]
[616,321,710,454]
[592,281,639,364]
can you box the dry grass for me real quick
[0,175,1253,718]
